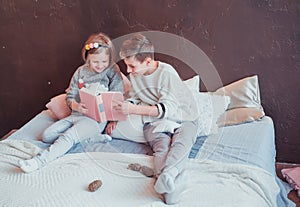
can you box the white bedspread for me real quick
[0,140,279,207]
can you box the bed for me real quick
[0,75,295,207]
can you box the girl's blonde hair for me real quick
[82,32,116,66]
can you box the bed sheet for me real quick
[2,110,295,207]
[195,116,275,172]
[193,116,294,207]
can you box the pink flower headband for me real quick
[85,42,108,51]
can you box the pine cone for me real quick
[88,179,102,192]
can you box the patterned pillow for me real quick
[195,92,230,136]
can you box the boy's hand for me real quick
[114,101,133,115]
[114,101,159,117]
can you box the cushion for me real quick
[196,92,230,136]
[111,114,146,143]
[214,75,265,126]
[183,75,200,93]
[45,94,71,120]
[214,75,261,109]
[217,107,265,127]
[151,120,181,133]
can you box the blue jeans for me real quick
[35,113,106,166]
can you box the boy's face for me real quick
[124,57,150,77]
[88,52,109,73]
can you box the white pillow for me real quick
[183,75,200,93]
[151,120,181,133]
[111,114,146,143]
[195,92,230,136]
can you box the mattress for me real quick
[0,110,295,207]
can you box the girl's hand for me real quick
[71,101,88,114]
[105,121,117,135]
[78,103,88,114]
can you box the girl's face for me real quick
[88,52,110,73]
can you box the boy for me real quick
[114,34,199,204]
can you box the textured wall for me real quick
[0,0,299,163]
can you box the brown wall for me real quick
[0,0,299,163]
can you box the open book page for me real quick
[79,88,103,122]
[100,92,126,121]
[79,83,126,122]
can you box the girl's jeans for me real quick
[35,113,106,167]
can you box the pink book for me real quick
[79,88,126,122]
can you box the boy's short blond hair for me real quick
[119,34,154,62]
[82,32,116,66]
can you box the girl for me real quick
[19,32,124,173]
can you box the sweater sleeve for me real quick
[157,72,183,120]
[158,68,199,122]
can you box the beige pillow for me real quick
[214,75,265,126]
[214,75,261,109]
[45,93,71,120]
[217,107,265,127]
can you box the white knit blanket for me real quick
[0,140,279,207]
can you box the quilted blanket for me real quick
[0,139,279,207]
